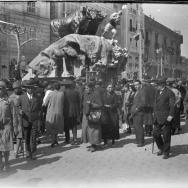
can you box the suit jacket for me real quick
[17,93,40,127]
[153,87,175,125]
[130,87,146,116]
[64,88,81,118]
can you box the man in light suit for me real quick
[153,78,175,159]
[17,80,40,159]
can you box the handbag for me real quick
[88,109,102,124]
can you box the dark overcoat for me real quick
[101,91,119,140]
[153,87,175,125]
[17,93,40,127]
[64,88,80,119]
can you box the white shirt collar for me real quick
[27,92,33,99]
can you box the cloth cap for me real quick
[12,81,21,89]
[0,80,6,88]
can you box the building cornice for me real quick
[144,14,183,44]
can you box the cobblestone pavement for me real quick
[0,117,188,188]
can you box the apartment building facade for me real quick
[0,1,50,79]
[144,14,183,79]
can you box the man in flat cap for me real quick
[153,77,175,159]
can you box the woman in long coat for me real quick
[101,84,119,146]
[87,85,103,152]
[9,81,23,158]
[0,81,14,172]
[43,82,64,147]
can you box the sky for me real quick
[142,3,188,57]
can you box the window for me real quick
[154,32,159,49]
[27,2,35,13]
[129,19,133,32]
[155,32,158,43]
[164,37,167,47]
[145,31,149,44]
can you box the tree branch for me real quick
[20,38,39,47]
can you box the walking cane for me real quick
[152,134,154,154]
[152,124,155,154]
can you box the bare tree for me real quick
[0,20,38,77]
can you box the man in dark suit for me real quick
[63,80,81,144]
[153,78,175,159]
[142,80,157,136]
[17,80,40,159]
[130,80,147,147]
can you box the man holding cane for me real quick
[153,78,175,159]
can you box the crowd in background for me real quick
[0,76,188,172]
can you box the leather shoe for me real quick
[163,154,169,159]
[157,150,163,156]
[137,143,144,147]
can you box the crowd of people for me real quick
[0,76,188,172]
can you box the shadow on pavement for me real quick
[98,136,153,151]
[0,156,61,179]
[170,144,188,158]
[3,143,80,179]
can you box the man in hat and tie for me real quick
[17,80,40,159]
[153,78,175,159]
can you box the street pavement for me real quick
[0,116,188,188]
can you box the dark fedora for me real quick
[156,77,167,85]
[60,79,74,86]
[22,79,37,88]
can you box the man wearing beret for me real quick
[153,78,175,159]
[17,80,40,159]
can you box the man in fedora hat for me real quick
[153,77,175,159]
[17,79,40,159]
[9,81,23,158]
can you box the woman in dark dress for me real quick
[87,84,104,152]
[101,84,119,146]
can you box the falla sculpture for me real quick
[24,6,128,80]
